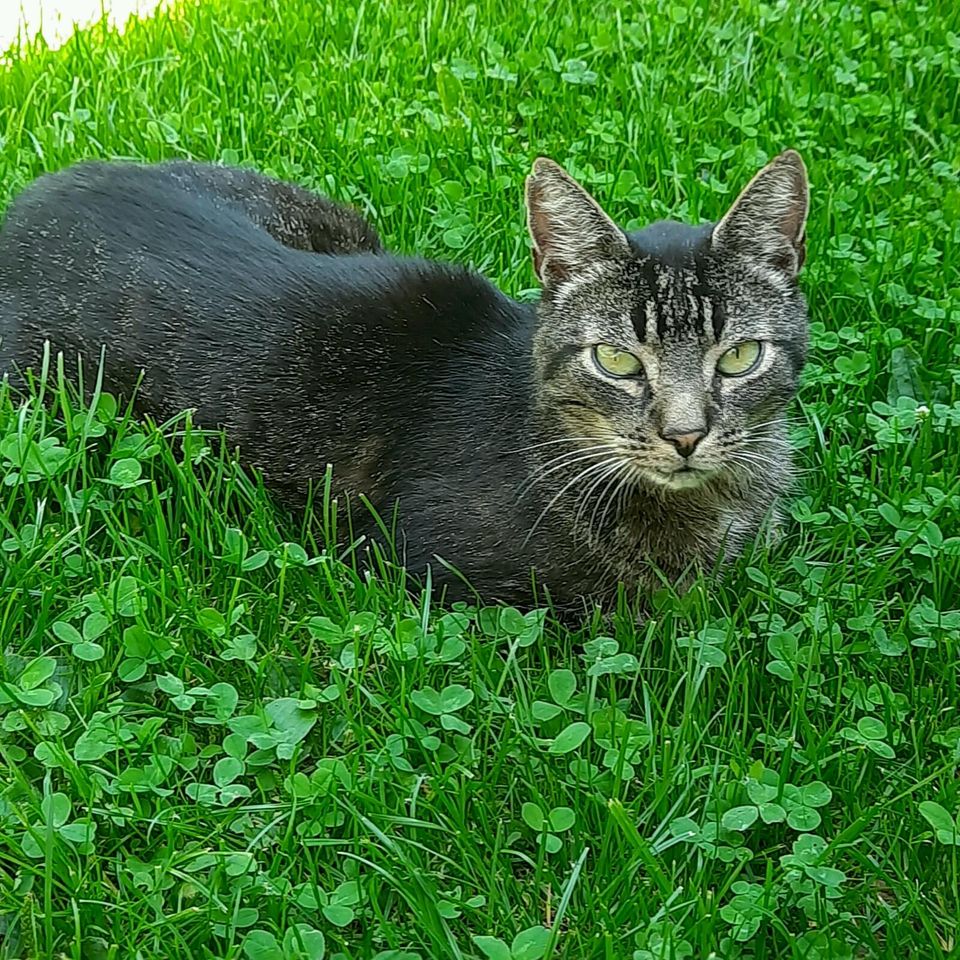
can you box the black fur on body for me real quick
[153,161,383,254]
[0,156,809,611]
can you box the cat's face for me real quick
[526,152,809,494]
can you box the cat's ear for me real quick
[525,158,630,284]
[712,150,809,278]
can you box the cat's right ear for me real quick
[525,158,629,285]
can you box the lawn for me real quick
[1,0,959,957]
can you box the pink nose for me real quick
[660,427,707,458]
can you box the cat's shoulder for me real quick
[307,253,529,344]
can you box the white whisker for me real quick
[521,456,625,548]
[598,467,639,534]
[727,451,784,469]
[737,435,791,446]
[515,445,616,502]
[590,464,632,535]
[574,460,627,531]
[507,436,610,454]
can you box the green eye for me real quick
[593,344,643,378]
[717,340,763,377]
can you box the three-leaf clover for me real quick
[918,801,960,846]
[21,793,97,857]
[410,684,474,734]
[521,801,575,853]
[473,925,551,960]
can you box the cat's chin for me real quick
[643,466,716,492]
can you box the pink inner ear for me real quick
[532,246,544,279]
[781,191,807,246]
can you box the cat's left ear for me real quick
[525,158,630,285]
[712,150,809,278]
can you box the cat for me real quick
[151,161,383,255]
[0,151,809,613]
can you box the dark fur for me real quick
[0,156,808,612]
[153,161,383,254]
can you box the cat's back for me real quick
[154,160,383,254]
[1,161,533,517]
[0,161,526,401]
[1,160,283,268]
[1,161,478,312]
[0,162,298,403]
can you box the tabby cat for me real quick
[0,151,808,612]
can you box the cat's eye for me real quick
[593,344,643,378]
[716,340,763,377]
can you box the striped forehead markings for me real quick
[644,301,658,344]
[629,255,726,344]
[692,257,724,341]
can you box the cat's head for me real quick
[525,151,809,493]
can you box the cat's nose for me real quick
[659,426,707,458]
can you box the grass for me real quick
[1,0,959,957]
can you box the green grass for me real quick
[1,1,959,957]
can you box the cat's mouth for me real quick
[645,464,716,491]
